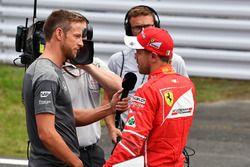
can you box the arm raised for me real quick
[74,89,129,126]
[78,64,122,97]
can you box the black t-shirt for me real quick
[22,58,79,167]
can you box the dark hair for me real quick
[144,49,172,63]
[159,55,172,63]
[127,6,156,22]
[124,5,160,36]
[43,9,88,41]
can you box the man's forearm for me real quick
[74,103,113,126]
[36,114,82,167]
[103,91,116,130]
[79,64,122,95]
[41,131,81,166]
[74,89,129,127]
[104,114,116,130]
[103,91,122,143]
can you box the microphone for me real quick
[115,72,137,129]
[112,72,137,153]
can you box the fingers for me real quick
[115,98,130,112]
[111,128,122,144]
[117,129,122,137]
[115,106,129,112]
[112,136,117,144]
[122,97,130,101]
[118,97,130,105]
[111,92,130,113]
[114,89,123,98]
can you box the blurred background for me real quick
[1,0,250,79]
[0,0,250,166]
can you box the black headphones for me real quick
[124,5,161,36]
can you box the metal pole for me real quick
[33,0,37,24]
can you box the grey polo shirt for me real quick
[23,58,79,167]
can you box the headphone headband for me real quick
[124,5,160,36]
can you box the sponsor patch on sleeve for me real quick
[131,96,146,109]
[39,91,52,105]
[125,116,136,128]
[40,91,51,98]
[132,96,146,104]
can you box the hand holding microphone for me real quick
[111,72,137,153]
[115,72,137,129]
[109,89,130,114]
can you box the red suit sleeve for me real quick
[104,85,158,167]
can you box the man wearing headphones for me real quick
[106,6,189,142]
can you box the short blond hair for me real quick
[43,9,88,41]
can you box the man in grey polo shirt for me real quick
[22,10,129,167]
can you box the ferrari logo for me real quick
[164,91,174,107]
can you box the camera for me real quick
[15,20,45,65]
[15,19,94,66]
[71,24,94,65]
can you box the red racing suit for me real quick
[104,64,196,167]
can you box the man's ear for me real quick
[169,56,173,64]
[55,27,64,41]
[150,52,159,62]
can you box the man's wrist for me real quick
[103,103,114,115]
[106,122,116,131]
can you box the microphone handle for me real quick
[115,89,129,129]
[112,89,132,155]
[115,113,120,128]
[120,89,129,100]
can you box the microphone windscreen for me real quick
[122,72,137,91]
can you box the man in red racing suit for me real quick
[104,27,196,167]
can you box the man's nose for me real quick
[134,52,138,59]
[79,39,84,47]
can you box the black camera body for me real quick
[15,25,27,53]
[71,24,94,65]
[15,19,94,66]
[15,20,45,65]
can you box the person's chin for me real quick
[66,54,75,60]
[138,68,144,74]
[71,52,77,58]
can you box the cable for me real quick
[183,146,196,167]
[26,140,30,160]
[13,57,25,67]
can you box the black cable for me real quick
[26,140,30,160]
[13,57,25,67]
[119,51,125,77]
[183,146,196,167]
[185,146,196,156]
[141,74,146,84]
